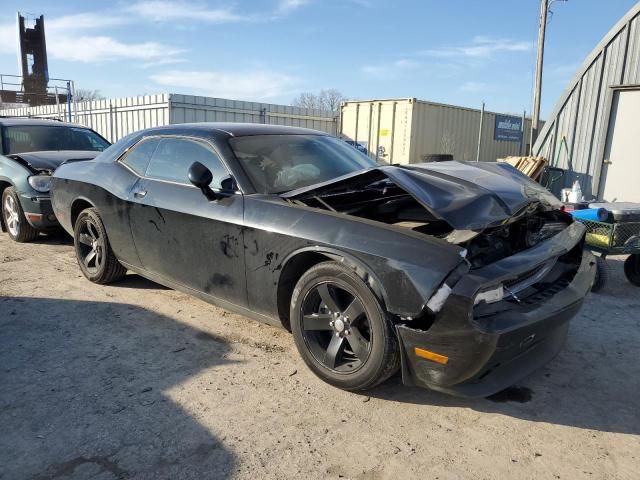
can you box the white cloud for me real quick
[51,36,183,63]
[46,13,129,31]
[275,0,310,15]
[459,81,486,93]
[0,22,14,54]
[362,58,422,78]
[0,12,182,64]
[125,0,310,23]
[422,36,533,59]
[126,1,248,23]
[150,69,299,100]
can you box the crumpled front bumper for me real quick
[396,221,596,397]
[18,192,59,229]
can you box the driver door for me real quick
[128,136,247,308]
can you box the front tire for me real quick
[2,187,39,243]
[591,255,608,293]
[624,254,640,287]
[290,261,400,391]
[74,208,126,284]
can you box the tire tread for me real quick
[2,187,39,243]
[74,208,126,284]
[291,261,400,391]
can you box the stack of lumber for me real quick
[497,156,547,180]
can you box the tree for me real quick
[73,89,104,102]
[292,89,346,112]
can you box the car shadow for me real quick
[366,257,640,436]
[37,229,74,246]
[0,297,237,479]
[111,273,171,290]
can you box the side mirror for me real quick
[188,161,213,189]
[188,162,236,201]
[220,176,236,192]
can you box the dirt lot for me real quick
[1,232,639,480]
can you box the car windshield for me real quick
[229,134,377,194]
[3,125,110,154]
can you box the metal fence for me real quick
[1,93,338,143]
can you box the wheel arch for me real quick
[276,246,389,331]
[70,197,97,229]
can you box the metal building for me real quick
[340,98,534,164]
[533,2,640,201]
[1,93,337,142]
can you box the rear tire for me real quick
[591,255,608,293]
[2,187,39,243]
[624,254,640,287]
[74,208,126,284]
[290,261,399,391]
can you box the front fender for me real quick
[246,197,466,319]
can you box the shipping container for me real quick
[340,98,534,164]
[1,93,337,143]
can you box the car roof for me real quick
[139,122,331,138]
[0,117,93,129]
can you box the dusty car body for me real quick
[50,123,596,396]
[0,118,109,241]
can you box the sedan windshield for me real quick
[3,125,110,154]
[229,134,377,194]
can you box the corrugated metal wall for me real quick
[340,98,532,164]
[2,95,170,142]
[411,100,533,164]
[533,3,640,198]
[339,99,414,163]
[169,94,337,134]
[2,93,337,143]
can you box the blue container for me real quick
[570,208,609,222]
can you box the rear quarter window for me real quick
[120,138,161,175]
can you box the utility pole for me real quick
[476,101,485,162]
[530,0,548,154]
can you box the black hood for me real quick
[284,161,561,230]
[7,150,100,173]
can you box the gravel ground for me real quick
[1,232,639,480]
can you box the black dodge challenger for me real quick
[51,123,596,396]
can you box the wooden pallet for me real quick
[497,156,547,180]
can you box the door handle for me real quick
[134,190,147,198]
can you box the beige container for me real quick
[339,98,534,165]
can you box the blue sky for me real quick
[0,0,637,117]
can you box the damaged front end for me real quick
[285,161,595,397]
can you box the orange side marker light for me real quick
[414,347,449,365]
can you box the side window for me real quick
[120,138,161,175]
[145,138,228,187]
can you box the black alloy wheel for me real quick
[290,261,400,391]
[300,281,372,373]
[74,208,127,284]
[76,215,104,275]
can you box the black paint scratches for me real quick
[204,273,234,293]
[487,386,533,403]
[154,207,166,224]
[263,251,279,267]
[148,219,161,232]
[246,239,259,255]
[254,251,282,273]
[220,234,240,258]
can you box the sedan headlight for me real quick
[28,175,52,193]
[474,284,504,305]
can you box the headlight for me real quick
[28,175,52,193]
[474,284,504,305]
